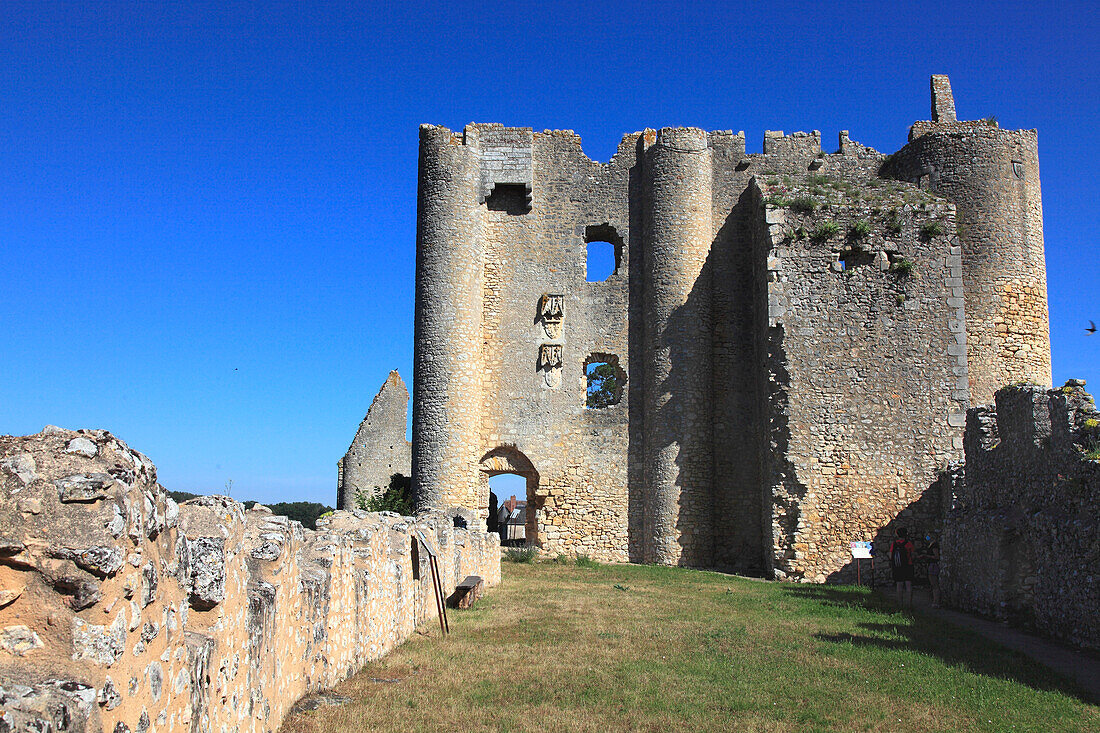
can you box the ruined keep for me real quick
[411,75,1051,580]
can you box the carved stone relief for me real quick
[538,343,563,389]
[538,294,565,339]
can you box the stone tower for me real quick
[885,76,1051,404]
[410,76,1050,580]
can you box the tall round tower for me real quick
[412,125,485,512]
[887,76,1050,405]
[641,127,714,566]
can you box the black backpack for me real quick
[890,541,909,569]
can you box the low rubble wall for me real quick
[941,381,1100,651]
[0,427,500,732]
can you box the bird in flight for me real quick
[1088,321,1097,335]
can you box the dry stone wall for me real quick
[941,382,1100,651]
[0,427,499,732]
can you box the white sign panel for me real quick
[850,541,873,559]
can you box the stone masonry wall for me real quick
[473,127,635,561]
[337,371,412,509]
[941,382,1100,651]
[754,171,967,582]
[0,427,499,732]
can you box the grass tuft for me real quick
[790,196,818,214]
[889,258,915,276]
[920,221,944,241]
[811,221,841,242]
[502,546,538,563]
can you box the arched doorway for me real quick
[479,447,540,547]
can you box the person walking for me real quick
[889,527,916,609]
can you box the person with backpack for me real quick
[889,527,916,609]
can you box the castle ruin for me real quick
[337,371,412,509]
[410,75,1051,581]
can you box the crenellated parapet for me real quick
[943,381,1100,650]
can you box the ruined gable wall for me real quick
[754,167,966,582]
[337,371,412,509]
[943,383,1100,651]
[475,125,634,561]
[0,428,499,732]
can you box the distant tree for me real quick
[264,501,333,530]
[357,473,414,516]
[586,362,622,408]
[165,491,333,530]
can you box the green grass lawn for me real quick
[282,559,1099,733]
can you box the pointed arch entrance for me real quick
[479,446,540,547]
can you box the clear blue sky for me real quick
[2,2,1096,505]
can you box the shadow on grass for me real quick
[779,585,1096,705]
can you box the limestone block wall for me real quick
[0,427,499,732]
[941,382,1100,651]
[754,174,967,582]
[337,370,412,509]
[472,126,637,561]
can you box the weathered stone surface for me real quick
[52,544,125,577]
[66,437,99,457]
[53,574,102,609]
[72,612,127,666]
[0,680,98,731]
[185,537,225,610]
[0,453,37,485]
[0,428,499,733]
[1,624,43,655]
[56,473,117,503]
[337,370,412,509]
[98,675,122,710]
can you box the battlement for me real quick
[968,378,1100,464]
[945,380,1100,649]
